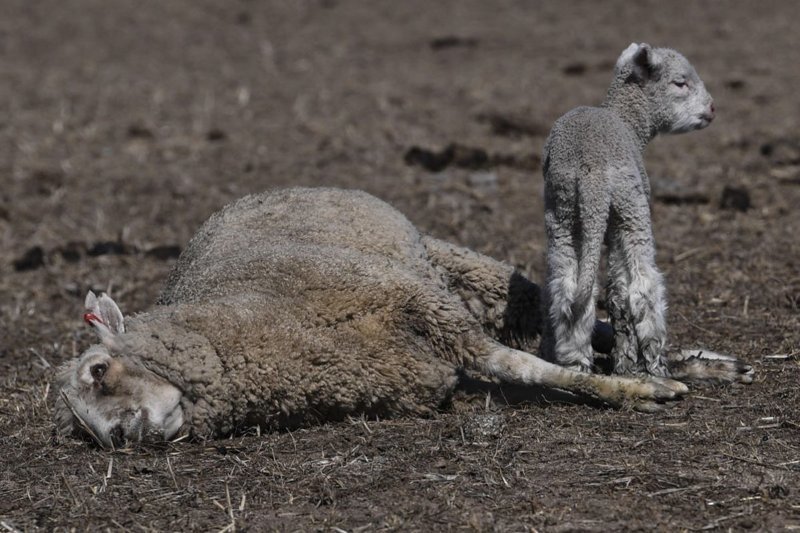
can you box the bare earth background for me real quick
[1,1,799,530]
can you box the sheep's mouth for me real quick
[69,404,183,449]
[110,405,185,447]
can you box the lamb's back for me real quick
[544,106,640,179]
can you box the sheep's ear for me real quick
[619,42,660,85]
[84,291,125,344]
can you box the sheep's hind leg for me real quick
[666,349,754,384]
[421,236,542,351]
[480,340,687,411]
[421,235,619,356]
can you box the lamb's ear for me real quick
[84,291,125,344]
[619,42,660,85]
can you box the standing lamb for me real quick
[54,188,751,448]
[541,43,717,376]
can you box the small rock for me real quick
[463,413,506,442]
[468,172,498,192]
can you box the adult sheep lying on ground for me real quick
[54,187,752,447]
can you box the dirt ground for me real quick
[1,0,799,530]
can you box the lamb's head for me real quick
[612,43,715,135]
[54,292,184,448]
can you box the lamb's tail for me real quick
[572,184,610,315]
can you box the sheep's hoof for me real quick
[667,349,755,384]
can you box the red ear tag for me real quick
[83,312,103,326]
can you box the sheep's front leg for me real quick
[667,349,754,384]
[481,341,687,410]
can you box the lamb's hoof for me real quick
[668,349,755,384]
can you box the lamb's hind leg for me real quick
[611,184,669,377]
[479,340,687,411]
[541,185,608,372]
[606,220,642,374]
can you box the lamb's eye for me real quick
[90,363,108,382]
[672,80,688,88]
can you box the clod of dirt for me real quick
[562,62,587,76]
[719,185,751,212]
[207,128,227,141]
[490,152,541,171]
[144,245,182,260]
[12,246,45,271]
[127,123,154,139]
[235,11,251,25]
[405,143,539,173]
[476,112,549,138]
[28,168,65,196]
[760,138,800,166]
[725,79,746,90]
[429,36,479,50]
[405,144,488,172]
[405,145,452,172]
[655,192,711,205]
[87,241,129,257]
[56,241,85,263]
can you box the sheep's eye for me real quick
[672,80,688,88]
[90,363,108,382]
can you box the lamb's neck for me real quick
[602,82,656,153]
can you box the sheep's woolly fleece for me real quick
[108,187,536,438]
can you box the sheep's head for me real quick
[54,292,184,448]
[613,43,715,134]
